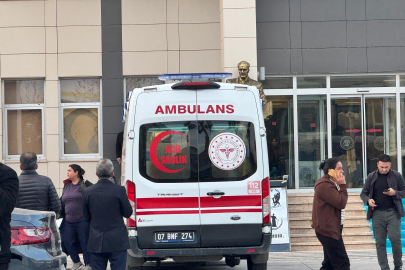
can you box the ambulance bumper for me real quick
[128,233,271,258]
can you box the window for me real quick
[3,80,45,158]
[60,78,102,157]
[139,121,257,183]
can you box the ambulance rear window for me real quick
[198,121,257,182]
[139,121,197,183]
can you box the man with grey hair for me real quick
[83,159,132,270]
[16,152,60,213]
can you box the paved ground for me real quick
[67,250,390,269]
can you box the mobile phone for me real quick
[384,189,390,192]
[328,169,339,179]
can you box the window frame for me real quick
[59,78,103,159]
[2,79,46,160]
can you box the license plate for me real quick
[154,231,195,243]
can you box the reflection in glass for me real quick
[297,77,326,89]
[63,108,98,154]
[401,94,405,173]
[262,77,293,89]
[126,77,163,96]
[331,98,364,188]
[330,75,396,88]
[298,96,327,188]
[7,110,42,155]
[60,79,100,103]
[365,97,397,174]
[265,96,295,188]
[5,80,44,104]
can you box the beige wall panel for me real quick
[222,38,257,69]
[57,0,101,26]
[1,54,45,78]
[179,0,220,23]
[122,0,166,25]
[167,0,179,23]
[5,163,20,175]
[122,25,167,52]
[168,51,180,73]
[167,24,179,51]
[123,51,167,75]
[179,23,220,50]
[4,162,48,176]
[58,53,102,77]
[46,134,59,161]
[46,108,59,135]
[46,27,58,53]
[58,26,101,53]
[180,50,221,73]
[59,161,98,184]
[46,54,58,81]
[47,162,60,189]
[36,163,48,179]
[0,27,45,54]
[45,0,57,26]
[0,136,3,161]
[222,8,256,38]
[45,80,59,108]
[221,0,255,9]
[0,1,44,27]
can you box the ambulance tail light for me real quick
[172,81,220,90]
[126,180,136,228]
[262,177,270,226]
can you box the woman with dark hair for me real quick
[60,164,92,270]
[312,158,350,270]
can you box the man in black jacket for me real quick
[360,154,405,270]
[83,159,132,270]
[16,152,60,214]
[0,163,19,270]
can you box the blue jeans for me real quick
[372,209,402,270]
[91,250,126,270]
[62,220,91,265]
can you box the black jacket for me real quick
[0,163,19,264]
[83,179,132,253]
[16,170,61,213]
[360,169,405,220]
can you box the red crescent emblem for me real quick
[150,130,186,173]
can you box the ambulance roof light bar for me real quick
[158,73,232,81]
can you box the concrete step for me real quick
[288,202,365,212]
[289,216,369,227]
[291,241,375,251]
[287,194,363,204]
[288,209,366,218]
[290,232,374,243]
[290,224,370,235]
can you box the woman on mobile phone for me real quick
[312,158,350,270]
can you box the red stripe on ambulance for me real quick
[136,197,199,209]
[200,195,261,208]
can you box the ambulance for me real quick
[121,73,271,270]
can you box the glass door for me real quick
[331,95,396,188]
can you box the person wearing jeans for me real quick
[361,154,405,270]
[60,164,92,270]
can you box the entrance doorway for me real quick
[331,95,397,188]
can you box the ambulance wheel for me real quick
[247,257,267,270]
[225,256,240,267]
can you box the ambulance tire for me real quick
[225,256,240,267]
[247,257,267,270]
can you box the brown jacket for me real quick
[312,174,348,240]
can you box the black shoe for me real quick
[394,266,402,270]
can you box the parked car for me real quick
[8,208,67,270]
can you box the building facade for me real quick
[0,0,404,194]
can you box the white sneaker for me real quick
[72,262,84,270]
[83,265,92,270]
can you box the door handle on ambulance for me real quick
[207,191,225,196]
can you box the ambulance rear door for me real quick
[196,87,265,247]
[134,88,201,249]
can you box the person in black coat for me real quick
[83,159,132,270]
[0,163,19,270]
[16,152,60,213]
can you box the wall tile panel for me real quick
[179,0,219,23]
[57,0,101,26]
[1,54,45,78]
[256,0,289,22]
[302,48,347,74]
[257,22,289,49]
[58,53,102,77]
[300,0,345,21]
[122,0,166,25]
[180,50,221,73]
[58,26,102,53]
[0,27,45,54]
[122,24,167,51]
[257,49,290,74]
[179,23,220,50]
[347,48,367,73]
[302,21,346,48]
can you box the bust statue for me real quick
[226,61,271,119]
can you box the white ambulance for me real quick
[121,73,271,270]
